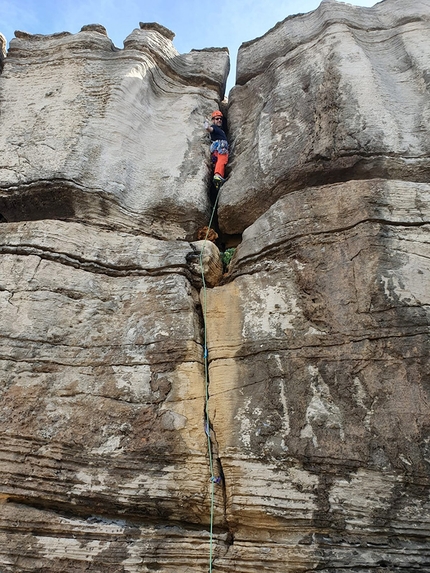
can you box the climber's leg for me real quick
[213,151,228,179]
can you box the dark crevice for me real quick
[2,495,232,537]
[0,244,193,280]
[0,349,203,370]
[0,179,205,240]
[193,137,237,557]
[0,180,78,222]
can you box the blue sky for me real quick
[1,0,378,93]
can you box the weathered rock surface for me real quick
[0,220,212,511]
[0,220,228,570]
[207,178,430,570]
[220,0,430,234]
[1,0,430,572]
[0,25,229,239]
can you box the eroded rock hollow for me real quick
[1,1,430,571]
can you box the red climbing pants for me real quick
[212,151,229,178]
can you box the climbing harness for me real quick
[199,186,222,573]
[210,140,229,154]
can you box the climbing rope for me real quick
[199,185,222,573]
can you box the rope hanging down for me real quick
[199,187,222,573]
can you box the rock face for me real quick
[0,220,229,570]
[1,1,430,572]
[0,24,229,239]
[221,0,430,234]
[207,178,430,570]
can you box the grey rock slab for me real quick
[0,27,229,239]
[221,0,430,234]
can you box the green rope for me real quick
[199,186,221,573]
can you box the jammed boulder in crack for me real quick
[0,26,229,239]
[219,0,430,235]
[187,239,223,287]
[206,178,430,570]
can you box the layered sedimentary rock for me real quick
[0,24,229,239]
[205,0,430,569]
[0,23,229,573]
[221,0,430,234]
[207,179,430,570]
[0,220,230,571]
[1,0,430,572]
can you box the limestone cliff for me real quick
[0,23,229,239]
[221,0,430,233]
[0,1,430,572]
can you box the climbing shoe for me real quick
[213,174,225,190]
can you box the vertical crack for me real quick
[195,169,236,569]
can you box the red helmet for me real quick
[211,110,223,119]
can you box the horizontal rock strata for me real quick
[208,177,430,570]
[1,0,430,571]
[0,501,231,572]
[0,221,227,569]
[0,25,229,240]
[220,0,430,234]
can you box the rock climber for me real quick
[204,110,229,189]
